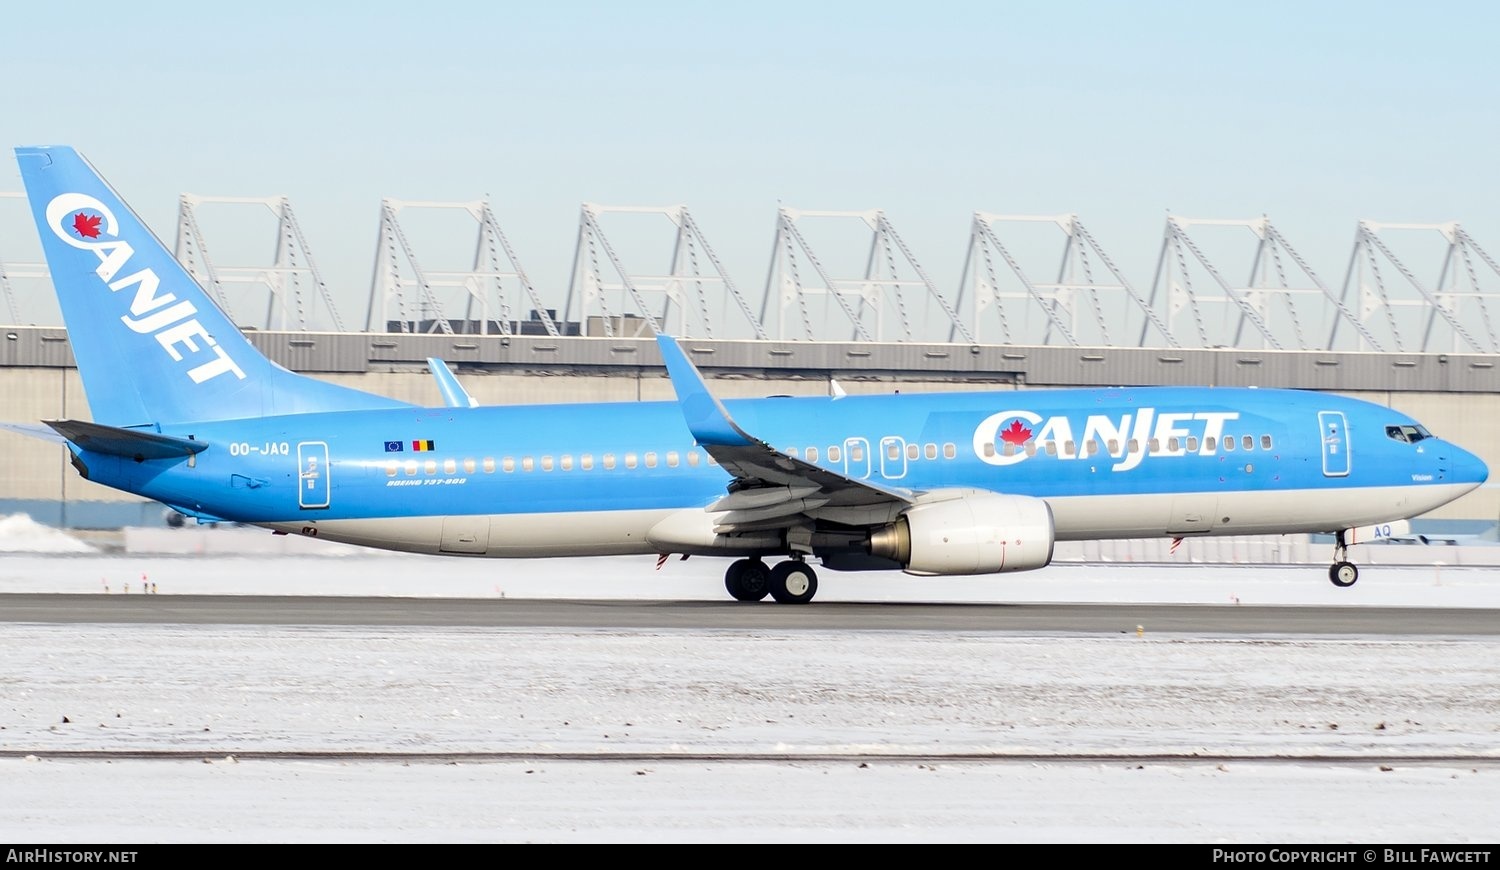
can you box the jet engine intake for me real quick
[867,492,1054,575]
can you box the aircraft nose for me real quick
[1446,443,1489,489]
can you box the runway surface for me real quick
[5,593,1500,635]
[3,549,1499,842]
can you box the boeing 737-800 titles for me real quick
[4,146,1488,603]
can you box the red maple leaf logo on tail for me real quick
[72,213,102,239]
[1000,419,1032,445]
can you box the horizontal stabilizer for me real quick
[46,420,208,460]
[0,421,69,444]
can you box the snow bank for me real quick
[0,514,97,553]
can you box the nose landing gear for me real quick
[1329,530,1360,587]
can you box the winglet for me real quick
[656,335,754,446]
[427,358,478,408]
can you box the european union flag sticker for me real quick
[384,441,404,452]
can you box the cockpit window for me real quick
[1386,424,1432,444]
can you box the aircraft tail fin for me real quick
[15,146,411,426]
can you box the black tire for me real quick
[768,561,818,604]
[725,559,770,602]
[1329,561,1359,588]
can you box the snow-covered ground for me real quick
[2,514,1499,842]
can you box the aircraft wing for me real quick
[657,335,913,534]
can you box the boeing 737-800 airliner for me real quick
[5,146,1488,603]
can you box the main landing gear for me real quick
[724,557,819,604]
[1329,530,1359,588]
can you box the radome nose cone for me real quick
[1451,445,1489,489]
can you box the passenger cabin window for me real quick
[907,443,919,460]
[828,446,841,462]
[625,452,638,469]
[1223,436,1235,452]
[944,443,956,459]
[1186,436,1198,453]
[1242,435,1253,451]
[666,451,680,468]
[444,459,457,475]
[850,444,864,462]
[984,442,997,458]
[581,454,594,471]
[483,458,495,473]
[645,452,658,468]
[405,460,418,476]
[887,443,901,461]
[386,461,398,477]
[1045,442,1057,457]
[502,457,515,473]
[1203,436,1216,452]
[925,443,937,460]
[463,458,476,474]
[1166,437,1179,453]
[807,447,819,462]
[522,457,534,472]
[1260,434,1273,450]
[541,456,554,472]
[425,460,437,475]
[603,453,616,470]
[1024,441,1037,457]
[687,451,700,467]
[786,447,799,459]
[561,455,574,471]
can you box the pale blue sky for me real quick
[1,0,1496,342]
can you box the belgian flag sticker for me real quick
[412,440,436,452]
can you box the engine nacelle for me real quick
[867,491,1054,575]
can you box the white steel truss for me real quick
[175,195,345,332]
[953,212,1173,347]
[0,192,45,325]
[365,199,559,336]
[562,203,762,340]
[1145,215,1376,351]
[1330,221,1497,353]
[761,208,972,343]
